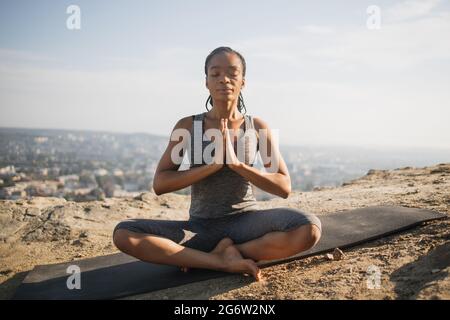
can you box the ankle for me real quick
[208,251,228,271]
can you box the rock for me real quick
[72,239,83,246]
[101,204,111,209]
[432,178,445,184]
[79,230,89,238]
[407,183,415,187]
[431,167,450,174]
[134,193,144,200]
[22,219,72,242]
[367,169,377,175]
[332,248,345,261]
[161,202,171,208]
[431,269,441,274]
[324,249,346,261]
[0,269,13,276]
[25,207,41,217]
[134,192,160,204]
[23,228,42,241]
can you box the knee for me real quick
[308,224,321,248]
[113,228,133,253]
[294,224,321,251]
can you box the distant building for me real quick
[113,169,124,176]
[113,189,141,198]
[0,165,16,177]
[58,174,80,190]
[11,190,26,200]
[0,183,27,199]
[94,168,108,176]
[58,174,79,184]
[38,168,49,177]
[34,136,48,143]
[24,181,59,197]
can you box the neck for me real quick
[209,98,242,120]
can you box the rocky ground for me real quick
[0,163,449,300]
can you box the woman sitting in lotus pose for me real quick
[113,46,322,281]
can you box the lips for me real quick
[218,88,233,92]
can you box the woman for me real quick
[113,47,322,281]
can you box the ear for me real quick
[241,77,246,89]
[205,77,209,89]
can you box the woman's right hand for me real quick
[211,118,227,167]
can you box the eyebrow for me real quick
[210,65,240,70]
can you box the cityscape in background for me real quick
[1,127,449,202]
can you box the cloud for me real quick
[226,3,450,148]
[235,6,450,74]
[0,48,61,67]
[0,48,205,135]
[296,25,335,35]
[1,2,449,149]
[386,0,441,22]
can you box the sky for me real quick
[0,0,449,149]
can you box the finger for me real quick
[222,120,227,139]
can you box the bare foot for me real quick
[180,237,234,273]
[211,237,234,254]
[216,245,262,281]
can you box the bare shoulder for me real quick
[252,116,272,139]
[173,115,194,132]
[252,116,270,130]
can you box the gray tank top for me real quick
[188,112,261,219]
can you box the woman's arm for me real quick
[152,116,223,195]
[154,164,222,195]
[227,117,292,199]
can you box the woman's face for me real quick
[205,52,245,105]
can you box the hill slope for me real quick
[0,163,449,299]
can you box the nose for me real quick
[218,74,231,83]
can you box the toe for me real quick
[244,259,261,281]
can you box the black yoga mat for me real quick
[12,205,446,300]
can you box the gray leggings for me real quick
[113,207,322,252]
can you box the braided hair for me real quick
[204,47,247,115]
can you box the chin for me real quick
[214,96,234,102]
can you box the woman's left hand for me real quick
[223,119,243,169]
